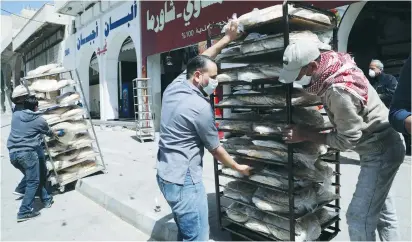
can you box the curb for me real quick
[75,178,178,241]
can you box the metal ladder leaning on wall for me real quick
[132,78,155,142]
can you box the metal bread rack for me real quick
[21,68,106,193]
[208,1,341,241]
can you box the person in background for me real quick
[7,96,64,222]
[156,19,252,241]
[389,56,411,155]
[280,41,405,241]
[369,59,398,107]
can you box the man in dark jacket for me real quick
[7,96,62,222]
[389,56,411,155]
[369,59,398,107]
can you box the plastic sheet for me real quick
[237,4,331,27]
[241,31,331,55]
[56,92,81,104]
[223,181,257,203]
[264,213,321,241]
[227,202,249,223]
[252,187,317,214]
[12,85,33,98]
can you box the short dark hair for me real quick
[23,95,38,111]
[186,55,216,79]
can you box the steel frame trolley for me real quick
[22,68,106,193]
[132,77,155,142]
[208,1,341,241]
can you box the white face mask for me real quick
[369,69,376,78]
[295,75,312,86]
[202,77,218,95]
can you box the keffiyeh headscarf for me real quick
[305,51,369,105]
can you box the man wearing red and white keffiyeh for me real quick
[305,50,369,105]
[279,40,405,241]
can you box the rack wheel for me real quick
[59,186,65,193]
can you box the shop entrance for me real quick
[347,1,411,77]
[117,36,137,120]
[160,45,198,102]
[89,52,100,119]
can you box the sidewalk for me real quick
[76,128,231,241]
[77,128,411,241]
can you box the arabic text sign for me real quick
[141,0,352,61]
[141,1,274,59]
[77,21,99,50]
[104,1,138,37]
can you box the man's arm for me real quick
[389,56,411,134]
[202,19,239,59]
[38,117,55,137]
[194,105,252,175]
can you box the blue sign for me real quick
[77,21,99,50]
[65,48,70,56]
[104,1,137,37]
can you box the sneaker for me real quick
[12,191,24,197]
[17,211,41,222]
[13,191,40,199]
[43,198,54,208]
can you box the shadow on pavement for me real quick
[148,193,232,241]
[339,156,360,165]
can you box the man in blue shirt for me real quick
[389,56,411,154]
[7,96,63,222]
[369,59,398,107]
[156,20,251,241]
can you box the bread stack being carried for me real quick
[14,64,105,192]
[210,3,341,241]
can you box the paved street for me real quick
[1,115,150,241]
[1,113,411,241]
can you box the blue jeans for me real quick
[347,130,405,241]
[10,149,52,216]
[157,172,209,241]
[14,148,48,195]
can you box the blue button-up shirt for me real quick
[156,72,220,185]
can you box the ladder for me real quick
[132,78,155,142]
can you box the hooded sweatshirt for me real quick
[7,110,54,153]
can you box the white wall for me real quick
[147,54,161,131]
[64,1,142,121]
[337,2,367,52]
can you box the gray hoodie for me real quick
[7,110,54,153]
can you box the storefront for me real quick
[60,0,142,121]
[141,1,351,131]
[12,4,72,81]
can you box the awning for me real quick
[121,41,135,52]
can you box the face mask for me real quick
[369,69,376,78]
[201,77,218,95]
[295,75,312,86]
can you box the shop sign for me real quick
[103,1,138,37]
[141,0,352,61]
[77,21,99,50]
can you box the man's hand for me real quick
[234,164,253,176]
[202,14,241,59]
[224,18,241,42]
[54,129,65,137]
[282,125,308,143]
[405,116,411,135]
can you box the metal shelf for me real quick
[209,1,340,241]
[47,153,99,171]
[23,69,71,80]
